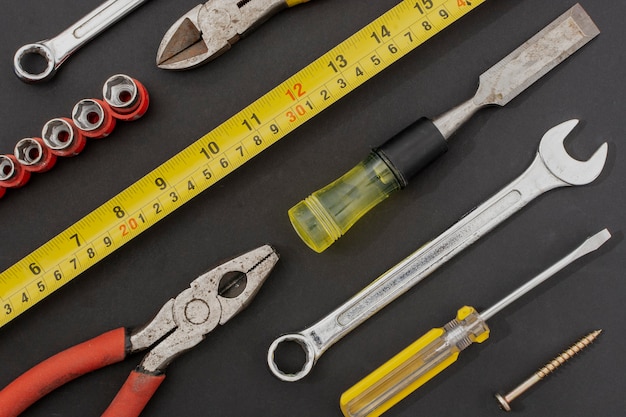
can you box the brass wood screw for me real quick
[495,330,602,411]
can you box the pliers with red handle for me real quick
[0,245,279,417]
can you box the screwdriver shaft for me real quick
[481,229,610,320]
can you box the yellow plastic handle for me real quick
[340,328,453,417]
[286,0,311,7]
[289,153,401,252]
[340,307,489,417]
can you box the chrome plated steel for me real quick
[433,4,599,139]
[14,0,150,82]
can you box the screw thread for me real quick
[496,330,602,411]
[536,330,602,379]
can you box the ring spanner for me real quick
[14,0,149,83]
[268,119,608,382]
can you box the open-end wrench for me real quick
[267,119,608,382]
[14,0,150,83]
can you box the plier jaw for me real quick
[131,244,279,373]
[156,0,290,70]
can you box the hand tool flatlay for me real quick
[495,330,603,412]
[268,119,608,382]
[0,245,279,417]
[0,0,484,327]
[288,3,600,253]
[13,0,150,82]
[340,230,610,417]
[156,0,311,70]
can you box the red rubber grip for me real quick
[101,370,165,417]
[0,327,127,417]
[108,79,150,121]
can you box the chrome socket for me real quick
[72,98,116,138]
[14,137,57,173]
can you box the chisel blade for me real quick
[476,3,599,106]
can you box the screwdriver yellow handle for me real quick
[286,0,311,7]
[340,306,490,417]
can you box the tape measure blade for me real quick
[0,0,485,327]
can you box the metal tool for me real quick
[156,0,312,70]
[14,137,57,173]
[495,330,602,412]
[0,245,278,417]
[340,231,610,417]
[288,4,600,253]
[0,155,30,189]
[42,118,88,157]
[72,98,117,138]
[268,119,608,382]
[13,0,150,82]
[102,74,150,121]
[0,0,484,328]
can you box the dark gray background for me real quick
[0,1,624,416]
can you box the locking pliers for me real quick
[156,0,312,70]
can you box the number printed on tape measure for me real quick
[0,0,484,327]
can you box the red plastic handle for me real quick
[101,370,165,417]
[0,327,127,417]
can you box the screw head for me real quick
[495,393,512,412]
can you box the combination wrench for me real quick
[267,119,608,382]
[14,0,150,83]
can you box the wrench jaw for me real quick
[539,119,609,186]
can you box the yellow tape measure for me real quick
[0,0,485,327]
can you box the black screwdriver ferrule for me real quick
[374,117,448,188]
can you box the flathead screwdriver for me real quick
[289,4,600,253]
[339,229,610,417]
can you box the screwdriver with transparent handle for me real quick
[340,229,611,417]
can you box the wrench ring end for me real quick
[267,333,316,382]
[14,43,56,83]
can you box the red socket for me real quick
[0,186,5,199]
[0,154,31,188]
[103,74,149,121]
[15,137,57,173]
[42,117,87,157]
[72,98,117,138]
